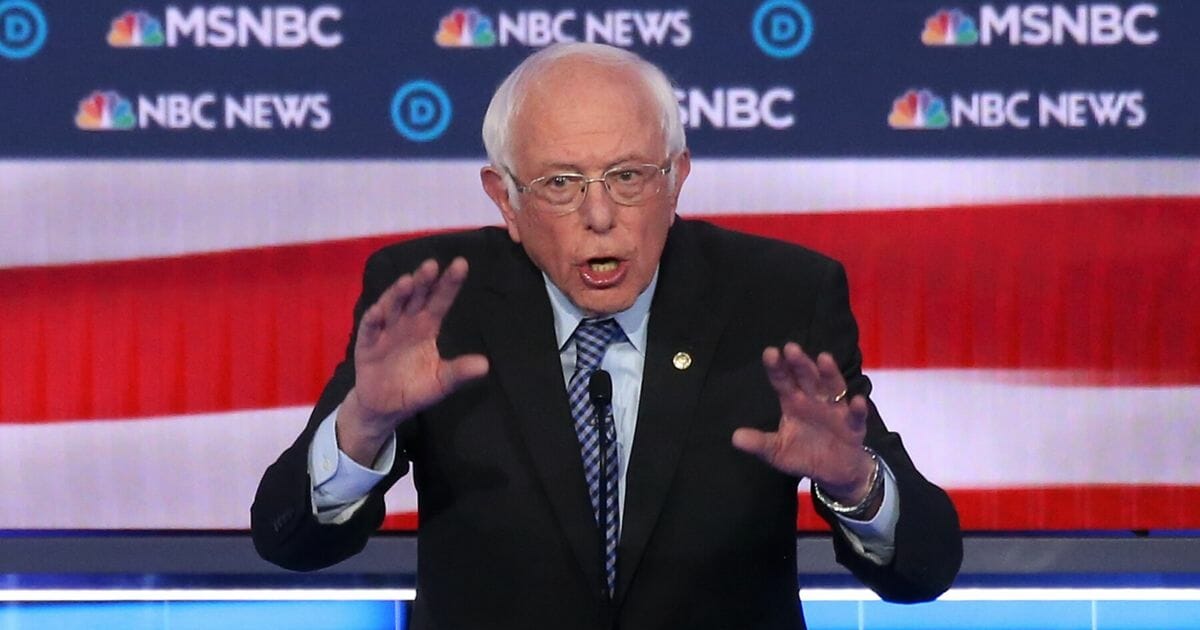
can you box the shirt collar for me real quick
[544,269,657,356]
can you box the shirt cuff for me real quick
[830,458,900,566]
[308,405,396,524]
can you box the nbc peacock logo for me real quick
[435,8,495,47]
[888,89,949,130]
[75,90,137,130]
[921,8,978,46]
[107,10,164,47]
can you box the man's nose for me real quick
[578,179,617,232]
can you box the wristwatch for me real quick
[811,446,883,520]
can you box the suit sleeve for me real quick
[804,260,963,603]
[250,248,414,572]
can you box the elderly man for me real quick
[253,43,961,629]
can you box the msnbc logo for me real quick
[888,89,949,130]
[75,90,136,130]
[108,10,164,47]
[435,8,495,47]
[922,9,978,46]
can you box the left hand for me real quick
[732,342,875,504]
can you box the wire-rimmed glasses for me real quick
[508,160,673,215]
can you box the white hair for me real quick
[481,43,687,203]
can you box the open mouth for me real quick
[579,257,628,288]
[589,258,619,272]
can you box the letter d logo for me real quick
[391,80,452,143]
[752,0,812,59]
[0,0,47,60]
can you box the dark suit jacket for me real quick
[252,219,962,630]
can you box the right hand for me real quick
[337,257,489,465]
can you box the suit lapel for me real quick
[473,223,739,603]
[476,237,604,592]
[615,220,737,603]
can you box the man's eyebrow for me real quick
[540,161,583,173]
[603,154,652,169]
[535,154,655,174]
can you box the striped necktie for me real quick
[567,318,622,596]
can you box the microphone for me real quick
[588,370,614,600]
[588,370,613,416]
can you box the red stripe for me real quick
[381,512,420,530]
[711,196,1200,386]
[798,484,1200,531]
[2,198,1198,423]
[0,231,443,424]
[379,485,1200,532]
[943,485,1200,531]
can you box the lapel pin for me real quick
[672,351,692,371]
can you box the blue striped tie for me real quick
[567,318,622,596]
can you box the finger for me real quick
[761,346,796,396]
[357,301,385,347]
[364,272,416,339]
[731,427,777,461]
[438,354,490,390]
[379,272,416,323]
[403,259,441,316]
[815,352,848,401]
[782,343,822,400]
[425,257,470,321]
[846,395,870,434]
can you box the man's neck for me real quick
[543,270,658,355]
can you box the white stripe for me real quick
[870,370,1200,487]
[2,159,1197,268]
[0,371,1195,529]
[0,407,417,529]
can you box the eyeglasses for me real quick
[507,160,673,215]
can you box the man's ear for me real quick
[668,149,692,226]
[481,166,522,243]
[672,149,691,202]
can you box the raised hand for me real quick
[731,343,875,505]
[337,257,489,465]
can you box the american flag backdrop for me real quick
[2,158,1197,532]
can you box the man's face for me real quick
[482,58,690,316]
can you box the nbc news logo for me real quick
[436,8,495,47]
[888,89,949,130]
[75,91,137,130]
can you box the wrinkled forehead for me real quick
[511,58,666,168]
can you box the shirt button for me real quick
[322,457,335,473]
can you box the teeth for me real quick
[590,260,618,272]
